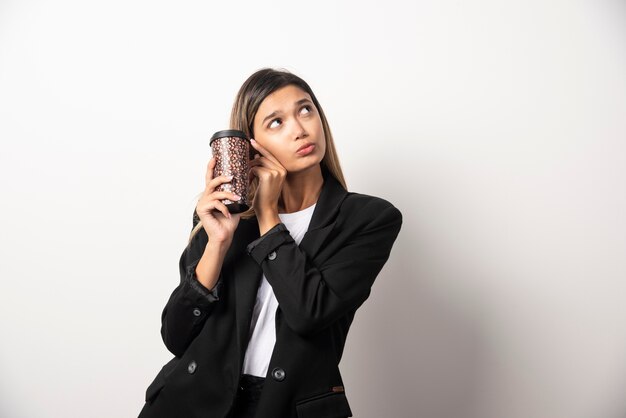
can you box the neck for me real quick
[278,164,324,214]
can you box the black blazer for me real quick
[139,166,403,418]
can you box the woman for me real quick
[139,68,403,418]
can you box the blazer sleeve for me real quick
[246,199,402,336]
[160,212,223,357]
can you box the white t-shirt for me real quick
[242,202,317,378]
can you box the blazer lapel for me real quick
[299,166,349,258]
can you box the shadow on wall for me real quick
[344,219,491,418]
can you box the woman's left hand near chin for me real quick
[248,138,285,234]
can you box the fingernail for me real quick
[233,194,241,200]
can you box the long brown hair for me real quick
[189,68,347,243]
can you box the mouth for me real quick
[297,142,313,152]
[296,143,315,155]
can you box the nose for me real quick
[293,119,308,140]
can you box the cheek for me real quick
[318,126,327,151]
[319,141,327,157]
[275,148,290,164]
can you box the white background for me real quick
[1,1,625,417]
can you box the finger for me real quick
[209,199,232,219]
[248,165,273,182]
[206,174,234,194]
[248,168,256,183]
[249,166,260,177]
[209,191,242,201]
[249,154,284,173]
[248,154,261,167]
[205,157,216,191]
[248,156,260,167]
[248,166,259,184]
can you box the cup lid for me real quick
[210,129,249,145]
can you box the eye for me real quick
[300,105,312,115]
[269,118,282,129]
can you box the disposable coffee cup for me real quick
[209,129,251,214]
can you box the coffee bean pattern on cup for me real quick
[210,130,251,213]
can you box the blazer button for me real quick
[187,361,197,374]
[271,367,286,382]
[192,308,201,317]
[268,251,277,260]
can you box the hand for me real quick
[195,157,241,243]
[248,138,285,230]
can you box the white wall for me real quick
[1,1,625,417]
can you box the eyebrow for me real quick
[262,98,313,125]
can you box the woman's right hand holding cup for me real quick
[196,157,241,244]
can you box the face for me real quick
[252,85,326,173]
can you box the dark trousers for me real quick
[228,374,265,418]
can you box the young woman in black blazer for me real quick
[139,68,403,418]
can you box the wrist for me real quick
[259,215,281,236]
[206,238,230,254]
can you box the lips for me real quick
[297,142,313,152]
[296,143,315,156]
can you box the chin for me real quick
[287,161,323,175]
